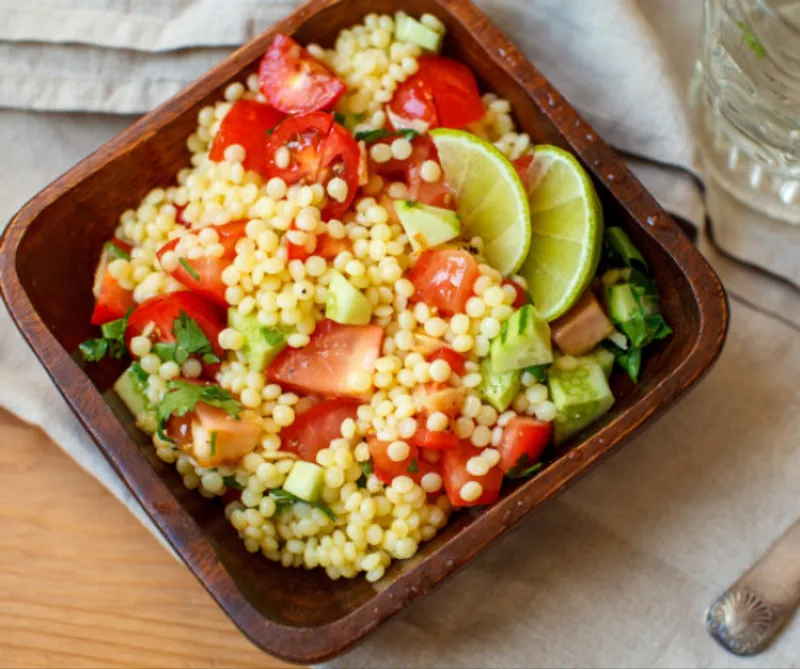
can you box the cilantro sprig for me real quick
[356,459,374,488]
[154,310,220,365]
[270,489,337,521]
[156,380,242,441]
[104,241,130,261]
[505,454,544,479]
[179,258,200,280]
[79,308,133,363]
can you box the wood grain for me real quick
[0,0,729,662]
[0,409,298,669]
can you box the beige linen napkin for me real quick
[2,1,800,666]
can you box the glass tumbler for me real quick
[690,0,800,225]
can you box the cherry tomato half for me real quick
[258,33,347,114]
[407,248,480,316]
[208,99,284,174]
[279,398,361,463]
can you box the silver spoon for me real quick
[706,518,800,655]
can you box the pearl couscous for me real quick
[82,11,670,583]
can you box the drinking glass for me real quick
[690,0,800,225]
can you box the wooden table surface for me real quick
[0,408,300,669]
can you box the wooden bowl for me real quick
[0,0,728,662]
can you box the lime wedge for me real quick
[430,129,531,275]
[518,145,603,321]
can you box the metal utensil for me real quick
[706,518,800,655]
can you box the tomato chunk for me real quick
[426,347,466,375]
[91,241,135,325]
[126,292,226,378]
[441,442,503,507]
[157,220,247,306]
[287,232,351,262]
[267,319,383,399]
[208,99,284,174]
[387,56,484,130]
[264,112,359,220]
[366,435,436,485]
[410,425,460,450]
[258,33,346,114]
[279,398,361,462]
[498,417,552,474]
[407,248,480,316]
[189,402,261,468]
[503,278,529,309]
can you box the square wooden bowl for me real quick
[0,0,728,662]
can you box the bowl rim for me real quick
[0,0,729,662]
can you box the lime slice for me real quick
[430,129,531,275]
[518,145,603,321]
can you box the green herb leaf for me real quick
[737,21,766,58]
[179,258,200,280]
[202,352,221,364]
[407,458,419,474]
[223,475,243,490]
[80,308,132,363]
[505,453,544,479]
[270,488,336,521]
[154,342,178,362]
[209,431,217,456]
[104,240,130,261]
[165,310,220,365]
[333,111,346,125]
[524,365,549,384]
[354,128,420,143]
[604,227,649,274]
[130,361,148,384]
[156,381,242,441]
[356,459,374,488]
[603,340,642,383]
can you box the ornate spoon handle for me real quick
[706,518,800,655]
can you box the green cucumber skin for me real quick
[326,271,373,325]
[283,461,325,503]
[480,358,521,413]
[114,365,157,434]
[228,308,286,372]
[490,305,553,373]
[548,361,614,444]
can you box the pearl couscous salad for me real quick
[81,12,671,582]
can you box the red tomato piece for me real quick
[410,425,460,450]
[263,112,359,220]
[387,76,439,131]
[407,248,480,316]
[258,33,346,114]
[426,347,466,375]
[125,292,226,378]
[279,398,361,462]
[174,204,190,228]
[498,417,552,474]
[371,135,454,209]
[267,319,383,399]
[91,242,135,325]
[366,435,437,485]
[387,56,484,130]
[441,441,504,507]
[503,278,529,309]
[287,232,351,262]
[208,99,284,174]
[157,220,247,306]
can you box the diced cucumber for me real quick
[113,363,157,434]
[490,305,553,374]
[326,270,373,325]
[605,227,648,273]
[480,357,521,412]
[394,11,444,51]
[395,200,461,251]
[283,461,325,503]
[604,283,648,348]
[228,308,286,372]
[584,347,615,379]
[548,359,614,444]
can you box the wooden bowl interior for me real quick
[12,0,700,630]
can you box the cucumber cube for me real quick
[548,359,614,444]
[283,461,325,503]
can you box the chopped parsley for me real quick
[179,258,200,280]
[223,475,243,490]
[356,459,374,488]
[154,311,220,365]
[104,241,130,261]
[407,458,419,474]
[209,431,218,456]
[737,21,766,59]
[333,111,346,125]
[156,381,241,441]
[354,128,420,143]
[79,308,132,363]
[505,454,544,479]
[270,488,336,521]
[524,365,549,384]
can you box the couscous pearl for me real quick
[159,361,181,380]
[462,372,483,388]
[535,401,557,422]
[130,335,152,357]
[327,177,349,203]
[459,481,483,503]
[387,440,410,462]
[466,456,490,477]
[420,160,442,183]
[471,425,492,447]
[526,384,549,404]
[429,359,451,382]
[556,355,579,371]
[425,412,449,432]
[181,358,203,379]
[455,416,475,438]
[273,405,296,427]
[275,147,291,170]
[390,138,413,160]
[370,143,392,163]
[477,405,498,426]
[140,353,161,375]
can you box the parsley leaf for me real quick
[179,258,200,280]
[603,339,642,383]
[356,459,374,488]
[333,111,346,125]
[79,308,132,363]
[505,454,544,479]
[407,458,419,474]
[156,381,242,441]
[209,431,217,456]
[737,21,766,59]
[130,361,148,384]
[524,365,549,384]
[270,489,336,521]
[104,241,130,261]
[223,475,243,489]
[354,128,420,143]
[155,311,220,366]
